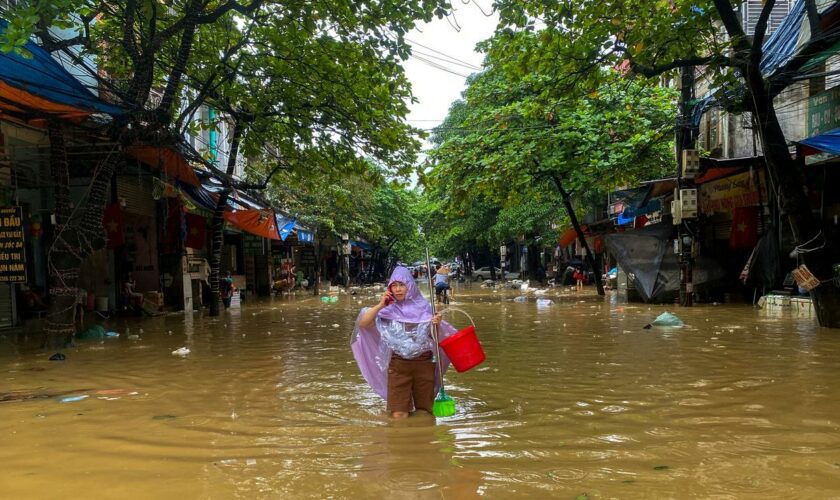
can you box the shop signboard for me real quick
[699,170,766,213]
[299,248,316,266]
[243,234,263,255]
[808,86,840,137]
[0,206,26,283]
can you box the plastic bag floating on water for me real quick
[60,395,88,403]
[172,347,191,356]
[513,296,527,303]
[648,312,684,328]
[536,298,554,307]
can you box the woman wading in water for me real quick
[351,266,455,418]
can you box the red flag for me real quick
[729,206,759,250]
[102,202,124,248]
[185,213,207,249]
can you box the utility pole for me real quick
[500,244,507,283]
[676,66,697,307]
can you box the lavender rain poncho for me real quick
[351,266,455,399]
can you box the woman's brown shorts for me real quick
[387,351,435,414]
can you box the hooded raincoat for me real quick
[351,266,455,399]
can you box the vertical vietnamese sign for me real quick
[0,207,26,283]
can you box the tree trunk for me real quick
[747,69,840,327]
[489,249,497,280]
[527,239,540,282]
[44,122,78,349]
[208,191,229,316]
[341,253,350,288]
[207,121,242,316]
[313,237,321,296]
[551,175,605,295]
[155,5,199,124]
[44,122,121,349]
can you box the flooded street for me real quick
[3,283,840,498]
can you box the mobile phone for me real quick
[384,284,395,305]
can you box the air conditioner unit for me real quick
[679,188,698,218]
[681,149,700,179]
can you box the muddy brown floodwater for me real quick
[2,282,840,498]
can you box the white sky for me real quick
[402,1,498,152]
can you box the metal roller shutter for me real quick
[117,176,156,216]
[0,284,15,328]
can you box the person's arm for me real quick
[358,290,391,328]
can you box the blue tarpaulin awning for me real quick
[297,230,314,243]
[622,199,663,219]
[276,215,296,241]
[180,182,217,211]
[0,19,124,117]
[799,127,840,156]
[759,0,840,78]
[274,214,314,243]
[692,0,840,125]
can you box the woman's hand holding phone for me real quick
[379,285,395,307]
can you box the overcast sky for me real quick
[401,1,498,151]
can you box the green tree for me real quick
[427,58,676,290]
[4,0,454,336]
[262,164,422,287]
[489,0,840,324]
[26,1,265,344]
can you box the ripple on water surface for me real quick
[3,290,840,497]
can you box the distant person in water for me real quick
[434,263,451,303]
[220,271,235,309]
[573,267,584,291]
[351,266,456,418]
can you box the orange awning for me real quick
[126,146,200,187]
[224,209,280,240]
[0,81,92,122]
[558,225,588,248]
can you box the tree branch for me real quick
[123,0,140,61]
[38,33,86,51]
[769,11,840,96]
[194,0,264,24]
[805,0,821,36]
[630,54,732,78]
[753,0,777,49]
[259,163,288,189]
[152,0,263,50]
[713,0,751,53]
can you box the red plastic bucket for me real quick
[439,325,485,373]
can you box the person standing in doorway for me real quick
[220,271,235,309]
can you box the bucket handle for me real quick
[437,306,475,327]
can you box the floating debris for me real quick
[60,395,88,403]
[644,312,684,329]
